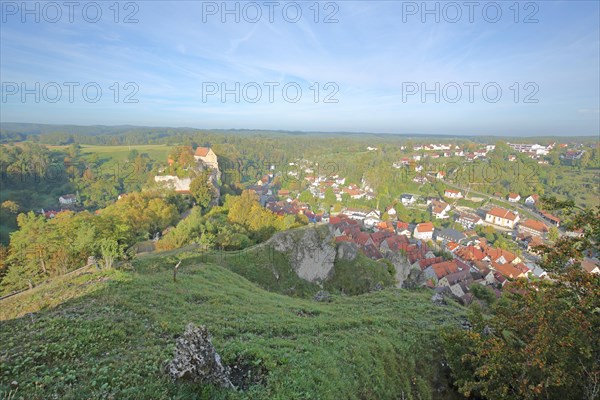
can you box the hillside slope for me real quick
[0,259,465,399]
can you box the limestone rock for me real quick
[431,293,447,306]
[167,323,234,389]
[336,241,358,262]
[269,227,336,283]
[314,290,332,302]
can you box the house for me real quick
[518,219,549,238]
[492,262,527,279]
[344,188,365,200]
[418,256,445,270]
[485,207,519,229]
[445,241,461,253]
[525,194,539,206]
[507,193,521,202]
[455,213,483,230]
[375,221,395,233]
[483,245,520,265]
[395,221,412,237]
[194,147,219,169]
[439,269,472,288]
[385,205,397,218]
[344,208,368,221]
[539,211,560,227]
[369,231,390,247]
[42,209,59,219]
[444,189,463,199]
[456,246,486,262]
[380,235,410,253]
[526,263,548,279]
[526,235,544,253]
[436,171,445,180]
[363,244,383,260]
[58,194,77,205]
[423,260,460,281]
[414,222,435,240]
[154,175,192,194]
[400,194,416,206]
[436,228,467,244]
[581,258,600,275]
[364,210,382,228]
[430,200,451,219]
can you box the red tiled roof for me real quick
[483,245,517,264]
[355,232,372,246]
[329,216,342,225]
[195,147,210,157]
[456,245,486,261]
[446,242,460,252]
[492,262,524,279]
[419,256,444,270]
[430,260,459,279]
[416,222,434,233]
[396,221,409,230]
[520,219,548,233]
[540,211,561,223]
[487,207,518,221]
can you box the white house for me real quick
[385,205,397,218]
[430,200,451,219]
[363,210,382,228]
[400,194,416,206]
[414,222,435,240]
[455,213,483,230]
[59,194,77,205]
[507,193,521,203]
[485,207,520,229]
[525,194,539,206]
[444,189,463,199]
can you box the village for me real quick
[41,140,599,305]
[241,140,598,304]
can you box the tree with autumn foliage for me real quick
[442,200,600,400]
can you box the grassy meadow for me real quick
[0,250,465,399]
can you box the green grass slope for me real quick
[1,260,465,400]
[136,227,395,299]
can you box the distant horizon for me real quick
[1,121,598,140]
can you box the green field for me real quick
[0,250,465,399]
[78,144,174,163]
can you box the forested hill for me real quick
[2,123,596,145]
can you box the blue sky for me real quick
[1,0,599,135]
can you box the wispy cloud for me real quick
[1,1,598,135]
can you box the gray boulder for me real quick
[314,290,332,302]
[167,323,234,389]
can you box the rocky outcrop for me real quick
[167,323,234,389]
[269,227,337,283]
[336,241,358,262]
[385,252,412,288]
[314,290,332,302]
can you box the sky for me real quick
[1,0,599,136]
